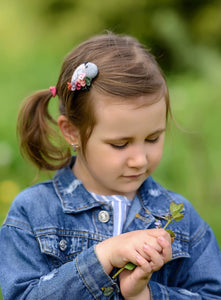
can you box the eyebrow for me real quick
[104,128,166,142]
[147,128,166,137]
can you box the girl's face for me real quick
[73,93,166,199]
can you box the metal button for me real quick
[59,239,68,251]
[98,210,110,223]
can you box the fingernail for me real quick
[144,243,150,251]
[136,253,145,265]
[136,253,142,261]
[158,236,166,242]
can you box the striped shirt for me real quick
[90,193,134,236]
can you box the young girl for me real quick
[0,33,221,300]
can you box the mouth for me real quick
[123,173,144,179]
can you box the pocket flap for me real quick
[37,233,88,263]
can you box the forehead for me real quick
[91,92,166,136]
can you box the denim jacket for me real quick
[0,160,221,299]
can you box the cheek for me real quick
[150,143,164,165]
[85,144,117,169]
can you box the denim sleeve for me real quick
[148,281,202,299]
[0,225,118,300]
[148,224,221,300]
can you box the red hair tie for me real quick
[49,86,57,97]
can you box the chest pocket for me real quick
[36,230,103,265]
[171,231,190,259]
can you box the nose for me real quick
[127,145,148,169]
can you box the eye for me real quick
[110,142,128,149]
[146,136,159,143]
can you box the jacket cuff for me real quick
[149,281,169,299]
[75,245,119,299]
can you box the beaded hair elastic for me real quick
[67,62,98,91]
[49,86,57,97]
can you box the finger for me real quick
[147,228,171,242]
[143,243,164,272]
[157,236,172,263]
[135,253,152,280]
[143,237,162,253]
[144,229,169,252]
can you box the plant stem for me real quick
[163,219,172,230]
[112,267,125,279]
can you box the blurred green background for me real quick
[0,0,221,297]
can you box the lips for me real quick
[123,174,144,179]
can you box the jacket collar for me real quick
[53,158,102,213]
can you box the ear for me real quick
[57,115,80,146]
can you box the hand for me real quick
[95,229,172,274]
[119,235,172,299]
[119,252,152,300]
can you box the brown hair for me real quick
[17,33,170,171]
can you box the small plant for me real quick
[112,201,184,279]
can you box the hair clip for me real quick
[67,62,98,91]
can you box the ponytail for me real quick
[17,89,71,170]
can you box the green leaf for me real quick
[176,203,184,212]
[124,262,136,271]
[170,202,184,214]
[174,215,184,221]
[166,229,175,238]
[172,211,184,221]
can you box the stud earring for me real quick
[71,143,79,152]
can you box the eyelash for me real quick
[147,137,159,143]
[111,137,159,149]
[111,143,128,149]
